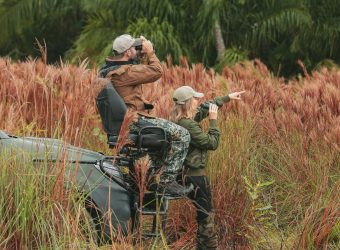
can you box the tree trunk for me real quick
[213,20,226,61]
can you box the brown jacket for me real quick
[106,53,163,113]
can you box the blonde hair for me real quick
[169,98,196,123]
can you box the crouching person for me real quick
[99,34,192,196]
[170,86,245,249]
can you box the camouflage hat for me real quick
[112,34,143,54]
[173,86,204,104]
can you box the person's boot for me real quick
[197,214,218,250]
[158,180,194,197]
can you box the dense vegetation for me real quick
[0,0,339,248]
[1,0,340,77]
[0,57,339,249]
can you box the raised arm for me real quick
[194,91,245,122]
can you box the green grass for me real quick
[0,150,99,249]
[202,114,340,249]
[1,113,338,249]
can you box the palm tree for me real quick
[242,0,313,75]
[0,0,82,62]
[246,0,340,75]
[67,0,185,65]
[1,0,339,76]
[303,0,340,69]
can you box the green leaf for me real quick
[255,204,273,211]
[258,180,274,188]
[126,17,184,63]
[214,47,248,72]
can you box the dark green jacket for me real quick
[177,95,230,176]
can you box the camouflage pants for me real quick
[185,175,218,249]
[130,115,190,183]
[197,213,218,250]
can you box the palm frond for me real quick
[140,0,178,22]
[126,17,184,63]
[79,0,117,11]
[65,10,117,64]
[306,0,340,58]
[0,0,81,60]
[214,46,248,72]
[250,0,312,49]
[0,0,36,47]
[193,0,231,64]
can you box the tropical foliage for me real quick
[0,0,83,62]
[1,0,340,76]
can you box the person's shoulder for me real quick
[108,65,130,77]
[177,117,198,128]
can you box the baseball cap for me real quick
[173,86,204,104]
[112,34,143,54]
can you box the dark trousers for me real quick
[185,175,218,250]
[185,175,213,220]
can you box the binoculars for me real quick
[134,37,154,51]
[200,102,212,109]
[135,45,143,51]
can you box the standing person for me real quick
[99,34,191,196]
[170,86,245,249]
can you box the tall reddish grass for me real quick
[0,56,339,249]
[1,57,338,150]
[0,58,101,146]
